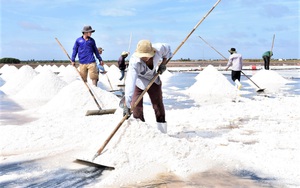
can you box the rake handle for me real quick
[55,38,102,110]
[198,36,264,90]
[93,0,222,159]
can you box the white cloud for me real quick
[100,8,136,17]
[19,21,51,31]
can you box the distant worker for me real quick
[97,47,107,74]
[262,51,273,70]
[225,48,243,82]
[225,48,243,89]
[71,25,102,86]
[118,51,129,81]
[124,39,172,133]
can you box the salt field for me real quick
[0,64,300,187]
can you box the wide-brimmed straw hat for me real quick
[134,40,156,58]
[82,25,95,33]
[121,51,129,56]
[228,48,236,53]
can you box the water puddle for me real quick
[0,91,36,125]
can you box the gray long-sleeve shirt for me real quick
[226,53,243,71]
[125,43,172,108]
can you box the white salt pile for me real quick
[160,69,173,83]
[104,64,110,71]
[186,65,236,104]
[57,65,79,84]
[248,70,292,93]
[107,64,122,88]
[13,68,67,107]
[39,80,119,115]
[0,65,18,82]
[57,64,66,73]
[97,64,120,90]
[50,64,59,73]
[0,65,37,95]
[34,65,44,72]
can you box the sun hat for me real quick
[82,25,95,33]
[228,48,236,53]
[134,40,156,58]
[121,51,129,56]
[98,47,104,51]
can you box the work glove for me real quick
[157,64,166,74]
[123,106,131,119]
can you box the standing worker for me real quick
[225,48,243,89]
[97,47,107,74]
[124,39,172,134]
[71,25,102,86]
[262,51,273,70]
[118,51,129,81]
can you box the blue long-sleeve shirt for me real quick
[71,36,102,64]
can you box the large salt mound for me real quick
[34,65,44,72]
[57,65,66,73]
[14,69,67,103]
[248,70,291,93]
[0,65,37,95]
[39,80,119,115]
[57,65,79,84]
[86,118,214,186]
[50,65,59,73]
[0,65,18,82]
[186,65,236,104]
[99,64,121,90]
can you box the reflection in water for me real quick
[0,90,35,125]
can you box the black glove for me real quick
[123,106,131,119]
[158,64,166,74]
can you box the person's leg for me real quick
[263,56,268,70]
[231,70,238,82]
[131,86,145,122]
[79,64,88,82]
[88,63,99,86]
[119,70,125,80]
[147,83,165,123]
[236,71,241,81]
[266,57,270,70]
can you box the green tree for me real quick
[0,57,21,64]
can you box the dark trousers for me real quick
[131,83,165,123]
[231,70,241,82]
[263,56,270,70]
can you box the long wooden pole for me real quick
[55,38,102,110]
[91,0,222,161]
[270,34,275,59]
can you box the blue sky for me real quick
[0,0,299,61]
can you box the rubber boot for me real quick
[157,122,167,134]
[234,79,242,90]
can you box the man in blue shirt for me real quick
[71,25,102,86]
